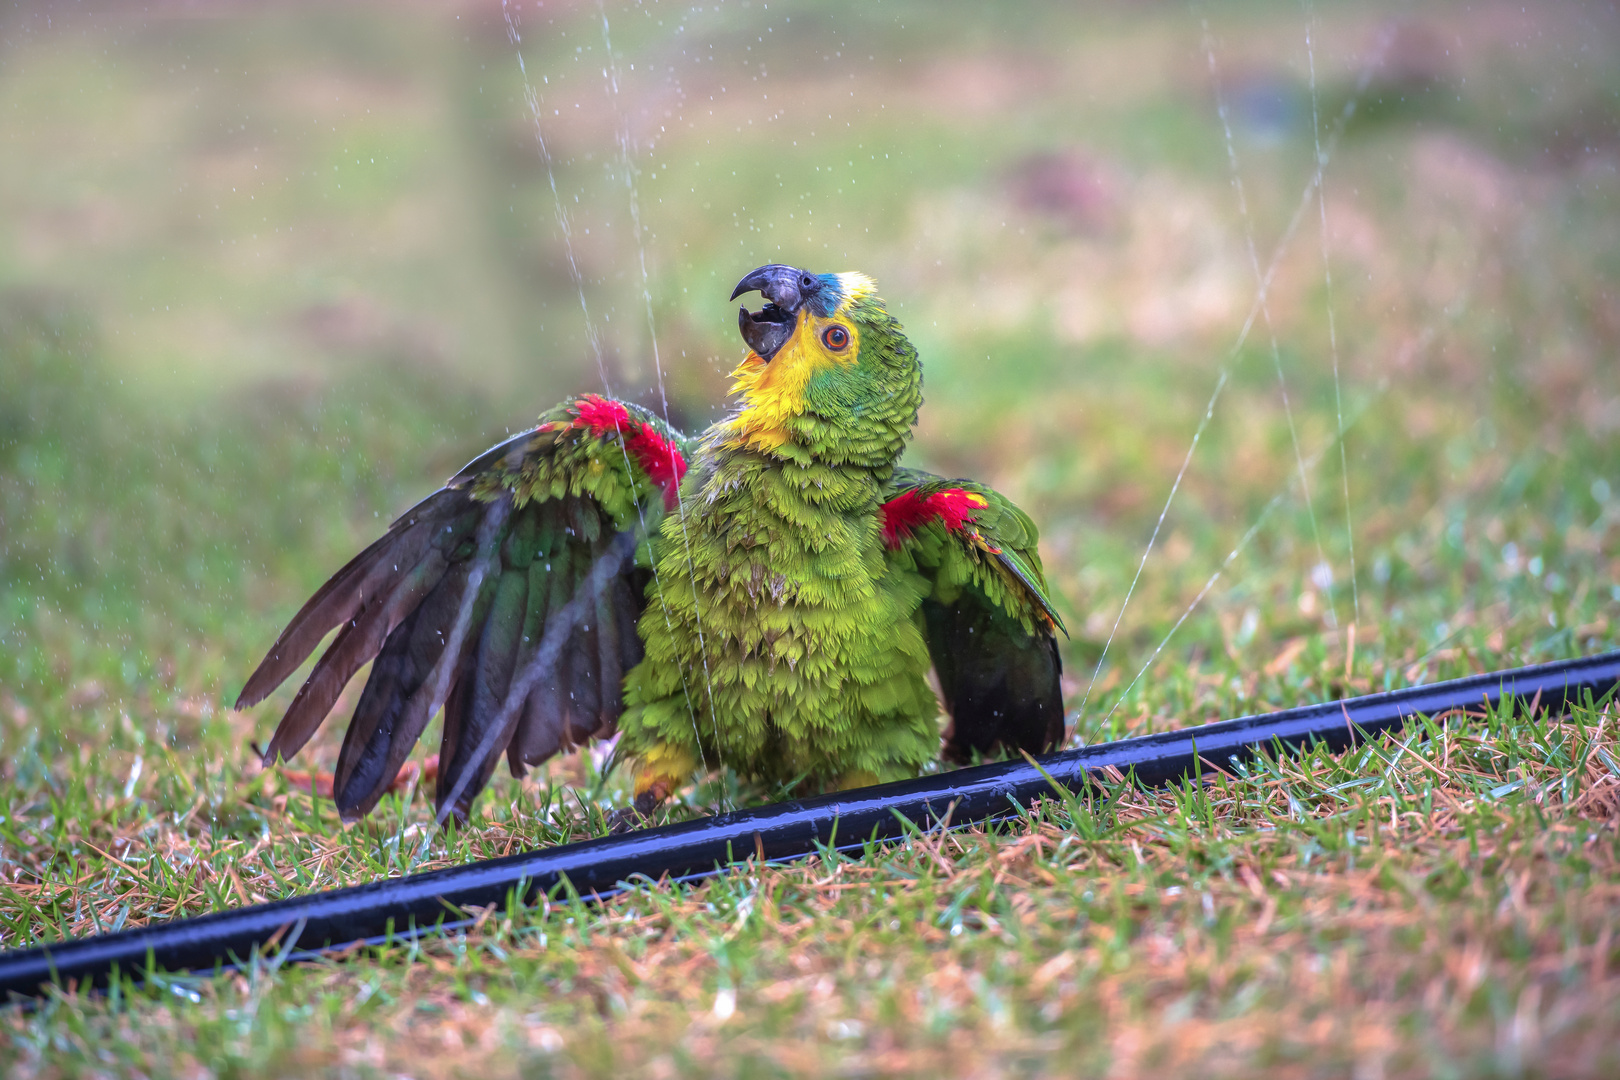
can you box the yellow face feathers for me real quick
[724,306,862,453]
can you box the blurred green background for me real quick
[2,0,1618,776]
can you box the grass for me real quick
[5,697,1620,1076]
[3,0,1620,1075]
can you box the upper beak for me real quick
[730,264,818,309]
[731,264,820,361]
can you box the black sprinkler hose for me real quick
[3,649,1617,1001]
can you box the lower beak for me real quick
[737,305,796,361]
[731,264,819,362]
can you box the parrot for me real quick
[236,264,1067,824]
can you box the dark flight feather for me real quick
[236,490,470,709]
[925,593,1064,763]
[330,556,477,816]
[435,565,528,814]
[260,551,449,764]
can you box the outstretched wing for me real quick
[881,467,1067,763]
[236,395,691,821]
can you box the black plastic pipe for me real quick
[3,649,1617,1000]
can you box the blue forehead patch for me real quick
[806,273,843,318]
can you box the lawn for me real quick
[2,0,1619,1075]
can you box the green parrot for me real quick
[237,265,1067,823]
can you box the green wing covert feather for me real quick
[881,467,1066,634]
[880,467,1067,762]
[236,394,688,821]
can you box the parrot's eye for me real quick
[822,325,850,351]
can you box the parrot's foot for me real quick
[606,787,667,834]
[605,807,644,835]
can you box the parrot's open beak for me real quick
[731,264,822,362]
